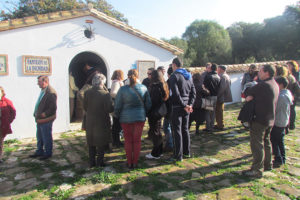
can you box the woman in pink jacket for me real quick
[0,86,16,163]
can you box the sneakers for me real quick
[242,169,262,178]
[145,153,160,159]
[183,154,191,159]
[167,157,183,163]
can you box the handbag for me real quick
[155,102,167,118]
[201,96,217,111]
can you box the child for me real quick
[271,77,293,168]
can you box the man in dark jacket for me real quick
[243,64,279,178]
[142,67,154,89]
[169,58,196,161]
[30,76,57,160]
[203,63,220,132]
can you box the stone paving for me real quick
[0,103,299,200]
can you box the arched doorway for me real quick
[69,51,107,89]
[69,51,107,122]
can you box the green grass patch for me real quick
[184,191,197,200]
[4,145,19,154]
[4,139,21,145]
[91,171,120,184]
[60,132,76,139]
[14,191,39,200]
[47,186,75,200]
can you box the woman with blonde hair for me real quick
[110,70,124,147]
[0,86,16,163]
[114,69,151,169]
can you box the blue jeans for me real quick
[163,118,173,148]
[36,121,53,156]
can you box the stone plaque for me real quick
[0,54,8,75]
[22,55,52,75]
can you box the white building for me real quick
[0,7,182,139]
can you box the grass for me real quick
[1,103,299,200]
[90,171,121,184]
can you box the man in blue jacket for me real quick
[169,58,196,161]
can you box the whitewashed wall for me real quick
[228,73,243,103]
[0,16,175,139]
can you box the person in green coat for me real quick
[84,73,114,167]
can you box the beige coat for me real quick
[83,86,113,147]
[217,73,233,103]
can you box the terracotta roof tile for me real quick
[188,61,288,74]
[0,8,183,55]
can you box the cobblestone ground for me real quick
[0,103,299,200]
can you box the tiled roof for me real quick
[188,61,288,74]
[0,8,183,55]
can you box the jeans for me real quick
[163,118,173,148]
[205,96,217,130]
[270,126,285,164]
[36,121,53,156]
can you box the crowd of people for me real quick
[0,58,299,179]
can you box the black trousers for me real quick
[171,107,190,160]
[88,145,105,167]
[112,116,122,145]
[270,126,286,164]
[148,117,163,157]
[289,101,296,129]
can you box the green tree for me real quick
[182,20,232,66]
[0,0,128,24]
[161,37,190,65]
[262,3,300,60]
[227,22,264,63]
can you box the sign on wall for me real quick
[137,60,155,82]
[0,54,8,75]
[22,55,52,75]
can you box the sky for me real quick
[105,0,298,39]
[0,0,298,39]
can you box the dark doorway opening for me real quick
[69,51,107,89]
[69,51,107,123]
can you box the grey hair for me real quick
[92,73,106,87]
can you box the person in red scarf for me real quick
[0,86,16,163]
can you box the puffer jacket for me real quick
[274,89,293,127]
[203,71,220,96]
[114,84,151,123]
